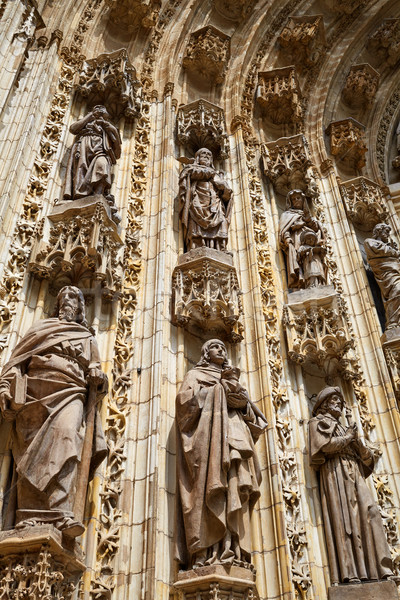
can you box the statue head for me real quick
[373,222,391,243]
[54,286,88,327]
[196,339,229,369]
[312,386,344,418]
[92,105,110,120]
[195,148,214,168]
[300,228,317,246]
[286,189,310,216]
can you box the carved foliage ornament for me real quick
[256,67,302,125]
[326,118,367,171]
[183,26,231,84]
[176,99,229,159]
[172,252,243,343]
[76,48,142,121]
[278,15,326,69]
[342,63,380,110]
[105,0,161,30]
[367,19,400,67]
[340,176,388,231]
[261,134,316,197]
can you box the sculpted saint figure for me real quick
[175,339,267,569]
[297,228,327,288]
[178,148,233,251]
[364,223,400,329]
[64,105,121,201]
[0,286,107,538]
[309,386,393,585]
[279,189,326,289]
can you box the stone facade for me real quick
[1,1,400,600]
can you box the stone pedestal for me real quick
[172,248,244,342]
[328,580,398,600]
[0,526,85,599]
[28,195,123,299]
[174,564,258,600]
[283,285,358,379]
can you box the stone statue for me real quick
[0,286,108,538]
[175,339,267,569]
[309,386,393,585]
[178,148,233,251]
[279,189,326,289]
[64,105,121,202]
[297,228,327,288]
[364,223,400,329]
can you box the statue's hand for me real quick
[0,388,15,421]
[226,392,248,409]
[88,368,107,388]
[346,422,358,441]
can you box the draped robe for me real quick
[1,318,107,527]
[309,414,393,584]
[175,363,265,568]
[364,237,400,328]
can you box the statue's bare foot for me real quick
[15,519,38,529]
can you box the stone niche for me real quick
[172,248,244,343]
[176,99,229,159]
[182,26,231,85]
[0,526,85,600]
[261,134,316,197]
[278,15,326,69]
[75,48,142,122]
[339,176,389,231]
[326,118,367,172]
[256,67,303,125]
[174,564,258,600]
[341,63,380,111]
[28,196,122,299]
[283,286,358,379]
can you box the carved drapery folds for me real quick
[256,67,302,125]
[172,249,243,342]
[341,64,380,110]
[326,118,367,171]
[278,15,326,69]
[104,0,161,30]
[213,0,255,22]
[28,197,122,299]
[75,49,142,121]
[383,335,400,404]
[283,287,358,379]
[0,527,85,600]
[367,19,400,67]
[182,26,231,84]
[261,134,316,197]
[176,99,229,159]
[340,177,389,230]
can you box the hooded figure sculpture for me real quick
[175,339,267,569]
[178,148,233,252]
[309,386,393,584]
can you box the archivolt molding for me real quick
[0,0,103,361]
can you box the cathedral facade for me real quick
[0,1,400,599]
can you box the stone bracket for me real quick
[278,15,326,69]
[172,248,243,343]
[326,118,367,171]
[28,196,123,300]
[341,63,380,111]
[283,285,358,379]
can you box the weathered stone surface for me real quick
[328,580,398,600]
[310,387,394,584]
[175,341,266,570]
[0,526,84,600]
